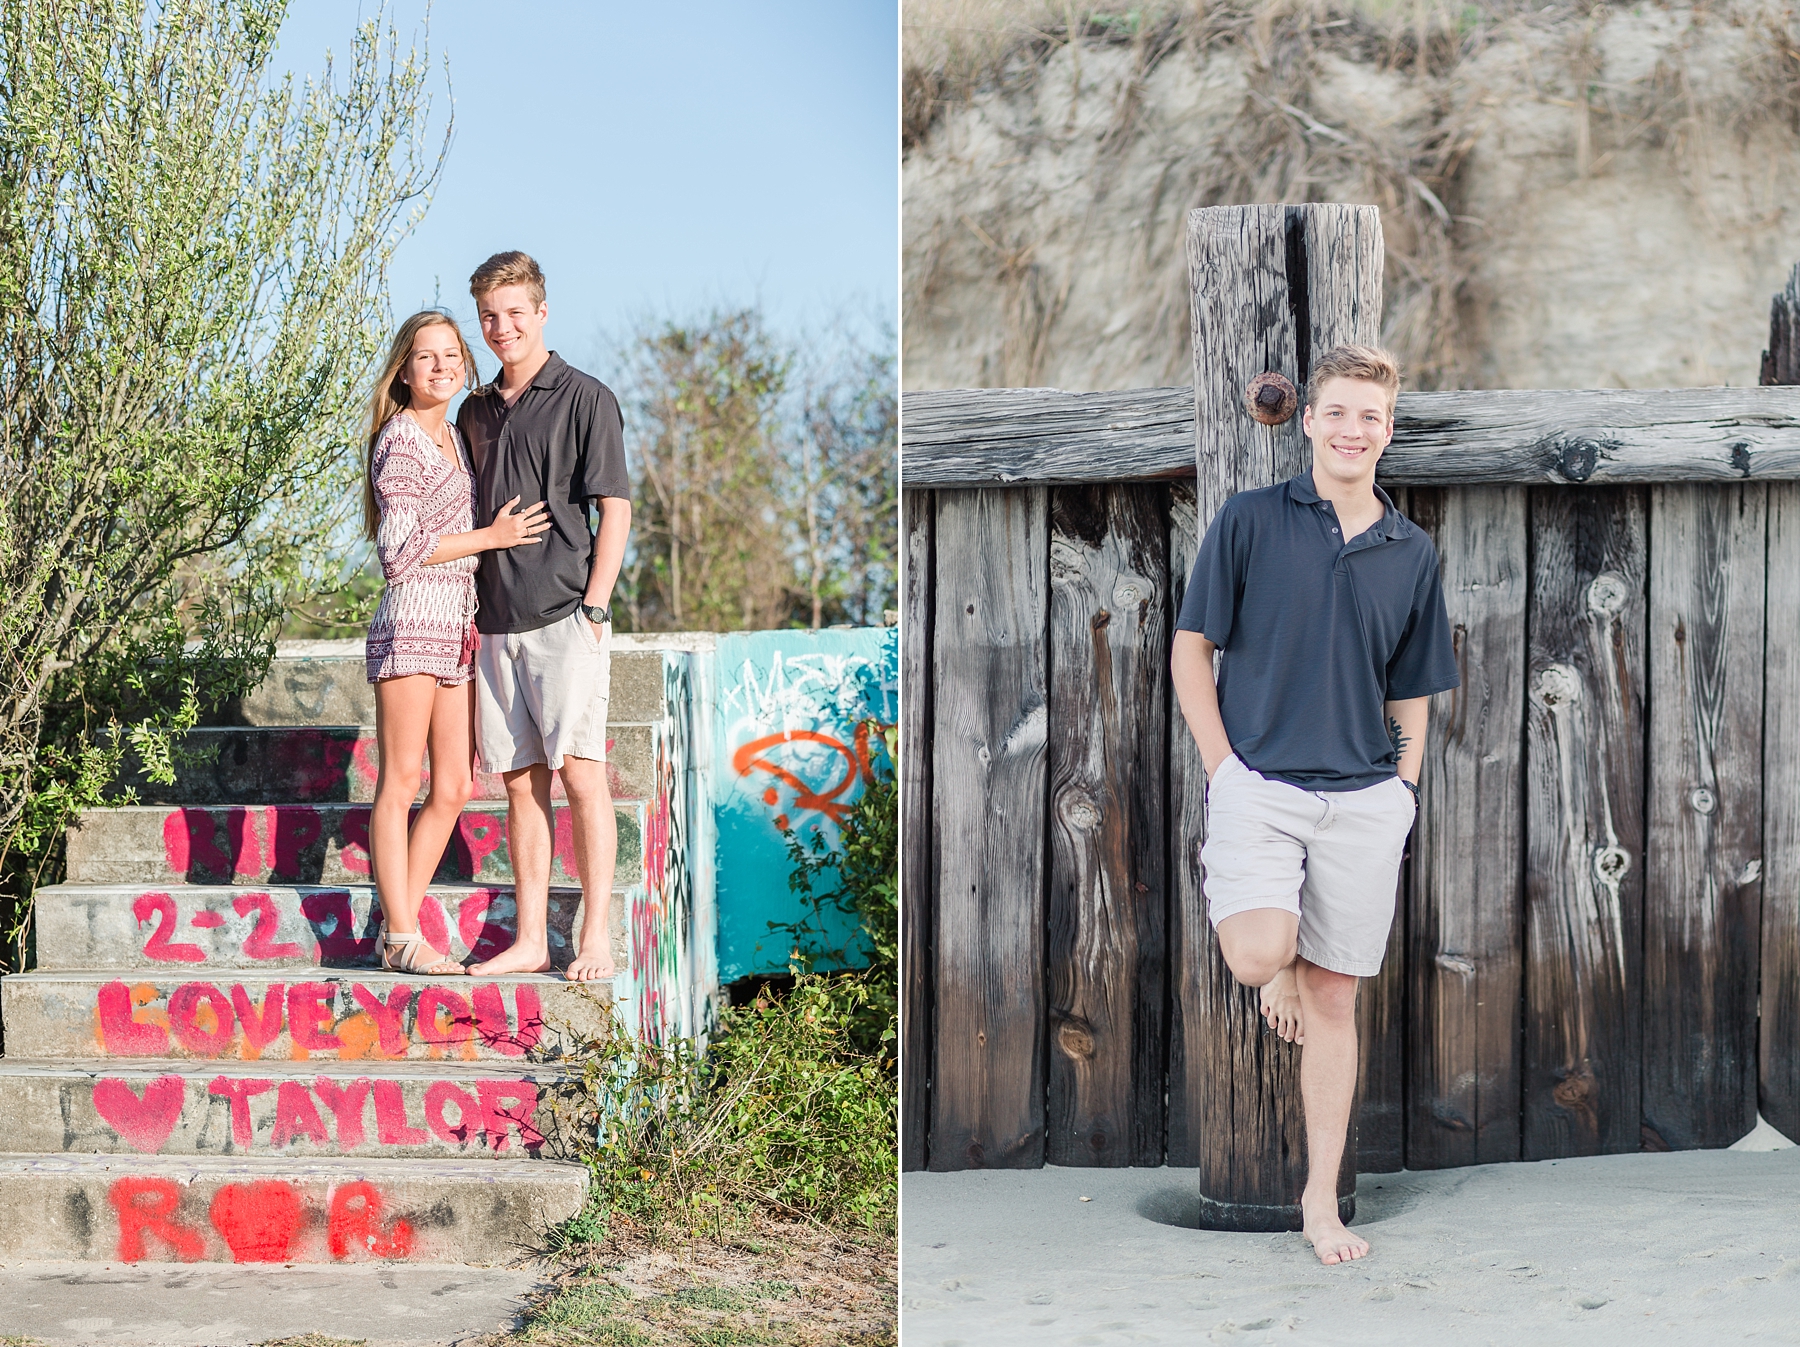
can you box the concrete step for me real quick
[0,1058,580,1160]
[120,723,655,805]
[32,883,616,972]
[0,969,609,1062]
[0,1151,586,1262]
[65,802,642,887]
[202,640,669,728]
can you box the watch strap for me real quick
[580,602,612,625]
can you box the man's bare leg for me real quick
[1216,909,1303,1040]
[1295,958,1367,1265]
[558,754,616,981]
[470,763,554,975]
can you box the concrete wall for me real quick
[710,628,900,984]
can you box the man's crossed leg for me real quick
[1216,908,1367,1266]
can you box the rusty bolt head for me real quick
[1244,371,1298,425]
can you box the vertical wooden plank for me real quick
[1355,877,1408,1174]
[1045,484,1169,1166]
[930,486,1051,1170]
[1523,487,1647,1159]
[1355,482,1410,1176]
[1762,482,1800,1143]
[1643,483,1765,1150]
[1183,202,1383,1227]
[901,489,935,1172]
[1165,481,1206,1168]
[1406,485,1527,1169]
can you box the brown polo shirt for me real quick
[456,351,630,634]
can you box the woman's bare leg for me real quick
[371,674,436,937]
[406,679,475,907]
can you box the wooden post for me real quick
[929,488,1051,1169]
[1760,265,1800,1145]
[1522,488,1647,1158]
[1044,485,1169,1165]
[901,491,934,1171]
[1182,203,1382,1230]
[1642,483,1765,1150]
[1404,486,1527,1168]
[1764,482,1800,1144]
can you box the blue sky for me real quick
[274,1,898,375]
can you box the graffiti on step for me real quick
[155,804,589,885]
[128,887,580,967]
[110,1174,416,1262]
[712,629,898,980]
[89,1072,545,1156]
[91,978,544,1060]
[157,725,615,804]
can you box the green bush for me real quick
[0,1,443,970]
[779,719,899,1059]
[551,976,896,1241]
[549,722,901,1242]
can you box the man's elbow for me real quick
[1170,629,1214,677]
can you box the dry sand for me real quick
[902,1133,1800,1345]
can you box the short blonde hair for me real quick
[1305,344,1401,415]
[469,250,546,307]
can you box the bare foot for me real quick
[564,947,617,982]
[468,940,552,976]
[1302,1194,1369,1266]
[1261,964,1304,1043]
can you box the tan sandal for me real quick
[380,930,466,976]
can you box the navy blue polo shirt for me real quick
[1176,472,1460,790]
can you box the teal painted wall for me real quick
[710,628,898,983]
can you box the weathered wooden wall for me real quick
[904,478,1795,1173]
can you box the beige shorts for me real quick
[1200,754,1415,977]
[474,609,611,773]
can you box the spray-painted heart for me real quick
[92,1075,186,1154]
[209,1180,302,1262]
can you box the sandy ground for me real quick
[0,1261,545,1346]
[902,1139,1800,1345]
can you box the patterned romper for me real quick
[365,413,479,685]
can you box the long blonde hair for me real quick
[363,310,479,539]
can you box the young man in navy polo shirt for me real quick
[1171,344,1459,1266]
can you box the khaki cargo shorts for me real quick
[475,608,611,773]
[1200,754,1415,977]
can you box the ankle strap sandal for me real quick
[380,930,466,976]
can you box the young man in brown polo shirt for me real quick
[456,251,631,983]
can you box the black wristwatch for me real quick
[1400,778,1419,800]
[580,602,612,625]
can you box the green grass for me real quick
[521,1280,649,1343]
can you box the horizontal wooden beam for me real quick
[901,385,1800,487]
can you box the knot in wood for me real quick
[1552,1068,1594,1109]
[1586,573,1628,616]
[1058,789,1101,831]
[1690,787,1717,815]
[1112,581,1145,609]
[1244,372,1298,425]
[1530,663,1581,709]
[1056,1018,1096,1059]
[1592,846,1631,887]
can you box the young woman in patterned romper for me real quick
[362,311,549,975]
